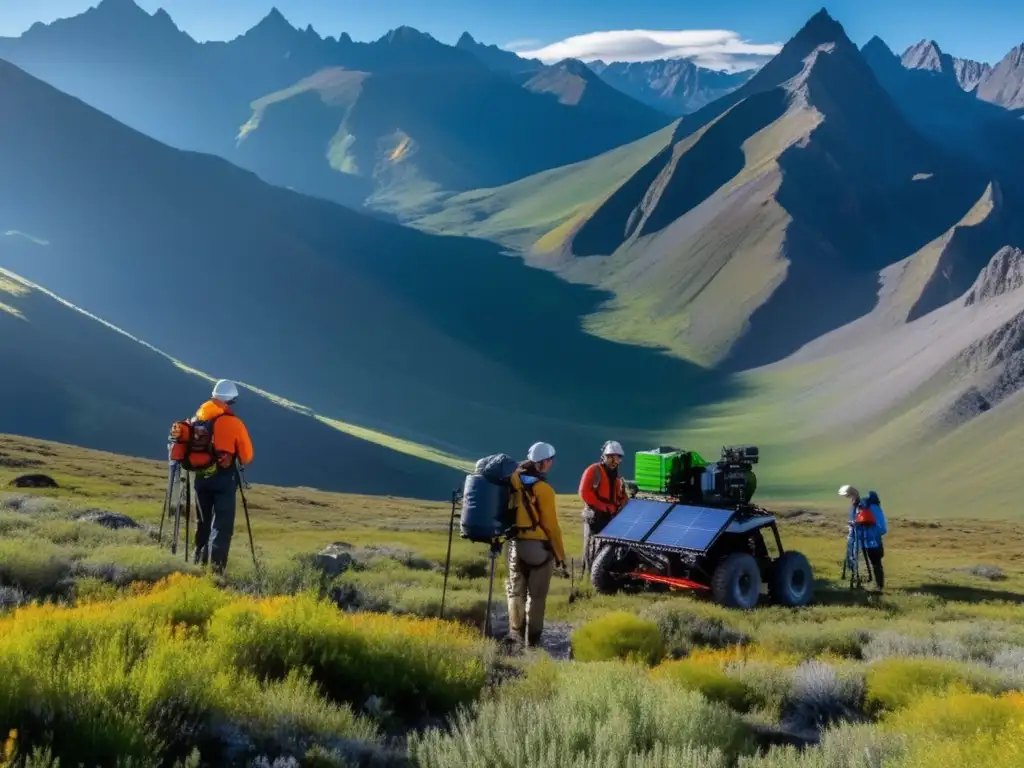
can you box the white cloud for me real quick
[508,29,783,72]
[502,38,543,51]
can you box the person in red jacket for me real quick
[579,440,629,573]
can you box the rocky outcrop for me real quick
[963,247,1024,305]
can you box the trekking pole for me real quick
[569,557,576,605]
[234,462,259,571]
[439,488,459,620]
[159,460,177,546]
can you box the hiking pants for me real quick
[506,538,554,644]
[866,542,885,589]
[193,469,237,572]
[582,508,612,573]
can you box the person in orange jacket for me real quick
[580,440,629,573]
[171,379,254,573]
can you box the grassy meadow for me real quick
[2,432,1024,766]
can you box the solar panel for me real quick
[596,499,675,543]
[643,505,735,552]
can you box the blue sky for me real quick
[2,0,1022,67]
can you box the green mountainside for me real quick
[0,265,464,498]
[0,56,738,490]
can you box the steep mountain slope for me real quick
[0,265,463,499]
[681,242,1024,516]
[0,1,670,214]
[456,32,543,74]
[0,57,738,489]
[235,51,672,215]
[412,122,678,250]
[862,37,1024,178]
[588,59,755,115]
[899,39,991,92]
[521,58,671,125]
[500,10,998,372]
[976,44,1024,109]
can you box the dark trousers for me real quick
[193,469,237,572]
[582,509,612,573]
[866,542,884,589]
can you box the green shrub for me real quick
[74,545,199,586]
[738,724,907,767]
[653,659,754,712]
[208,592,491,719]
[757,623,867,660]
[865,657,1004,713]
[724,661,793,719]
[0,575,390,766]
[0,538,72,596]
[409,661,755,767]
[640,602,749,658]
[571,611,665,665]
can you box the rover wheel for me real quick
[711,552,762,609]
[590,544,640,595]
[770,551,814,607]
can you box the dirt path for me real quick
[485,604,573,660]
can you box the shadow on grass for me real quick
[913,583,1024,605]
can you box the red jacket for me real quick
[579,462,628,515]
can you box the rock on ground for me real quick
[315,542,355,576]
[74,509,140,530]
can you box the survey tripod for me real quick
[842,523,874,590]
[158,448,258,572]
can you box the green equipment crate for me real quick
[634,447,709,492]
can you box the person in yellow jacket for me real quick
[506,441,566,647]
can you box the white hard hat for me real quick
[602,440,624,456]
[838,484,858,498]
[527,442,556,462]
[212,379,240,403]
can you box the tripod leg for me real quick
[171,472,184,556]
[440,490,457,620]
[183,473,191,563]
[159,462,176,545]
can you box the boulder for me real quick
[75,509,140,530]
[315,542,354,576]
[8,473,58,489]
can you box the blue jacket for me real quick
[849,499,887,549]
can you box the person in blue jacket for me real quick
[839,485,888,590]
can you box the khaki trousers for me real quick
[505,538,554,642]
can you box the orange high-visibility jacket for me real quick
[194,399,254,465]
[579,462,628,515]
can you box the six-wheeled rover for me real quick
[590,445,814,609]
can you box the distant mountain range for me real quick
[896,38,1024,109]
[0,1,671,212]
[455,31,756,115]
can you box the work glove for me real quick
[554,561,570,579]
[217,451,235,469]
